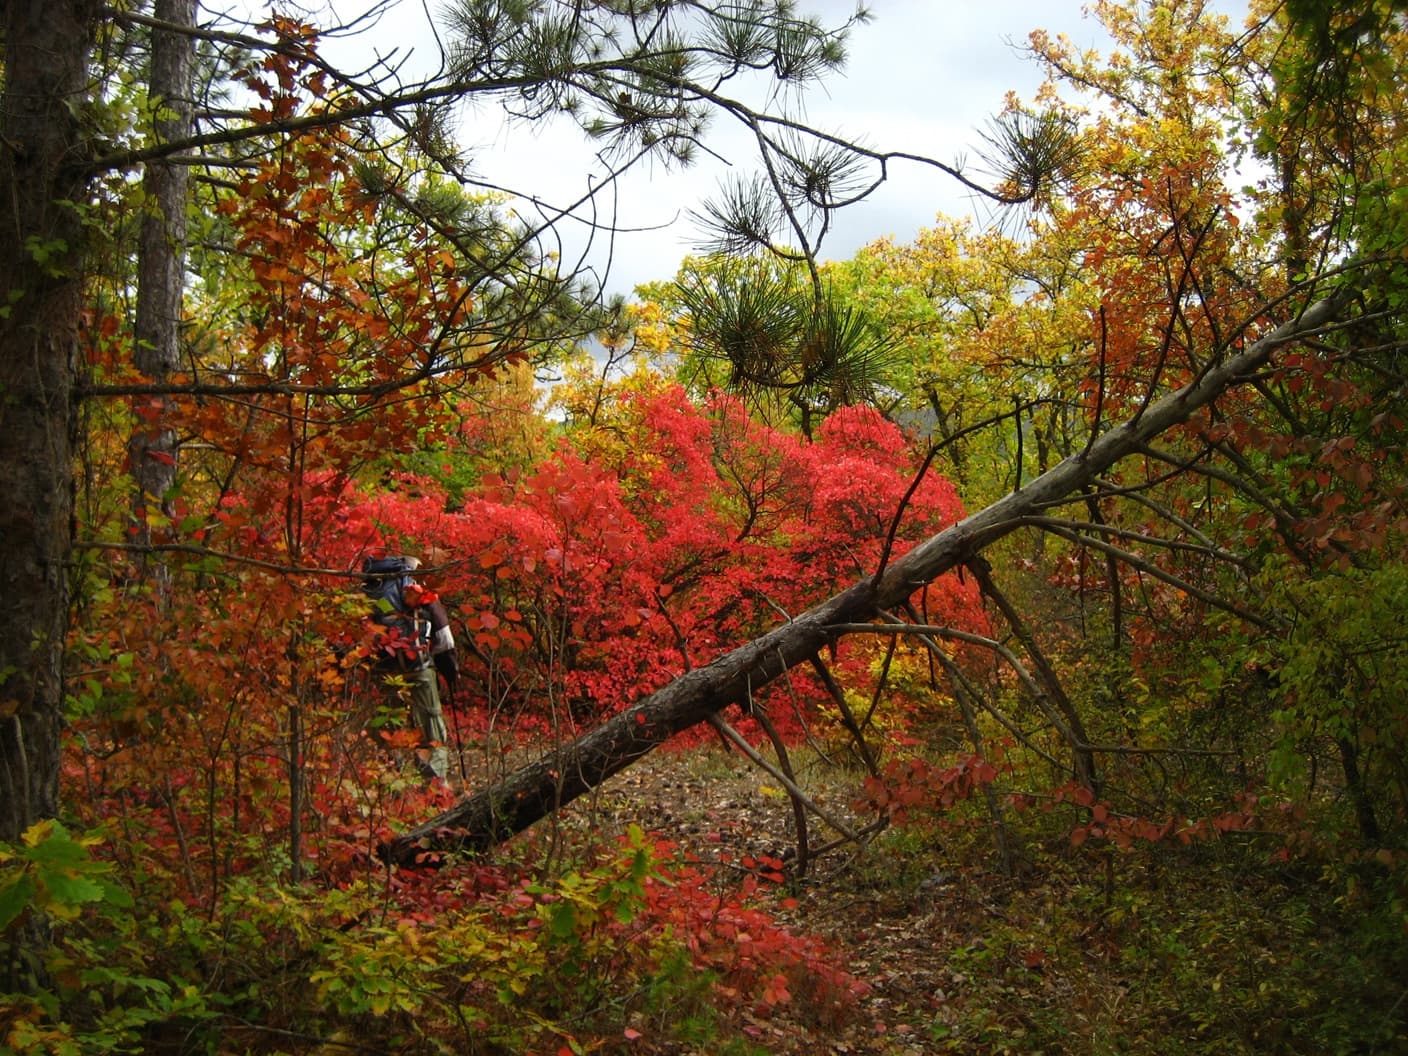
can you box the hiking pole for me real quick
[444,672,468,786]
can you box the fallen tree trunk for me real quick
[381,295,1345,865]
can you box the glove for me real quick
[434,651,459,688]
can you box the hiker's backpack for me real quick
[361,556,432,670]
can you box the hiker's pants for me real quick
[383,665,449,780]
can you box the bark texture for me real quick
[383,294,1347,865]
[128,0,196,588]
[0,0,100,845]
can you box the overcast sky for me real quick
[242,2,1206,298]
[468,1,1108,297]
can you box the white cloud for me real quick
[238,1,1114,295]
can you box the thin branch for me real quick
[828,617,1081,769]
[829,619,1237,760]
[807,653,880,775]
[1093,475,1221,549]
[743,701,810,875]
[1023,516,1250,568]
[908,624,1013,874]
[705,714,859,843]
[1142,440,1321,567]
[954,559,1100,787]
[72,540,364,579]
[1021,519,1280,630]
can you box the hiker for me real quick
[361,554,459,782]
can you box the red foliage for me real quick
[1033,782,1265,851]
[61,36,935,1044]
[63,44,987,1013]
[860,752,1004,826]
[69,367,983,907]
[293,386,986,737]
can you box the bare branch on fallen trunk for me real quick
[380,295,1346,866]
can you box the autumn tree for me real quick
[5,0,1015,851]
[935,0,1408,846]
[128,0,196,595]
[824,215,1097,501]
[0,12,1094,1021]
[396,0,1408,864]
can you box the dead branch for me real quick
[380,294,1346,865]
[705,713,859,845]
[1022,518,1279,629]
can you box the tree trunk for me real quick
[0,0,101,847]
[382,294,1348,865]
[128,0,195,592]
[1338,736,1381,844]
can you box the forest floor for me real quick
[537,743,1067,1056]
[442,734,1394,1056]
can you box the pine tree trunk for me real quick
[0,1,100,846]
[129,0,196,593]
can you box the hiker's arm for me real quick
[428,599,459,685]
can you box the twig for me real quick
[704,713,859,843]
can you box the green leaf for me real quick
[0,871,37,932]
[25,823,88,867]
[42,872,107,912]
[547,901,578,939]
[97,877,134,909]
